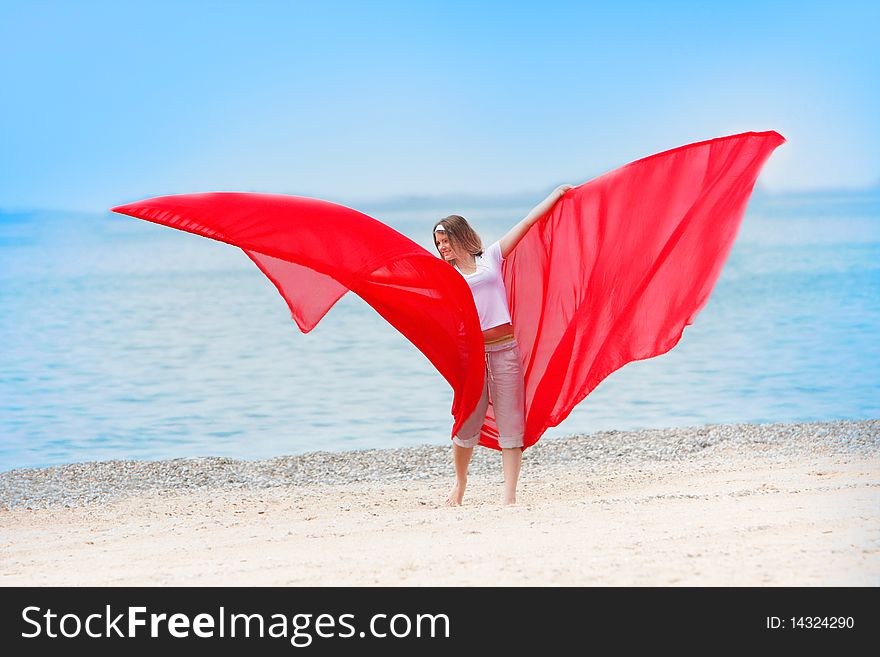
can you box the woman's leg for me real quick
[501,447,523,505]
[446,370,489,506]
[445,443,474,506]
[487,342,526,505]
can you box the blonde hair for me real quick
[432,215,483,267]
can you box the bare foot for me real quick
[445,480,466,506]
[502,493,516,506]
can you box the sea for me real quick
[1,189,878,472]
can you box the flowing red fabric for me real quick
[110,129,785,452]
[487,129,786,449]
[109,194,486,442]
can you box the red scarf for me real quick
[111,130,786,451]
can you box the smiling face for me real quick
[434,230,459,261]
[432,215,482,266]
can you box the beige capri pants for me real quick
[452,336,526,449]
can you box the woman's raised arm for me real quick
[499,184,574,258]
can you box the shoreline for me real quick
[2,419,877,511]
[1,419,878,586]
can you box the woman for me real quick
[434,184,574,506]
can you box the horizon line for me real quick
[2,181,879,217]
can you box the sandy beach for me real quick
[1,419,878,586]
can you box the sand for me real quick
[2,422,877,586]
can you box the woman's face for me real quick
[434,231,463,262]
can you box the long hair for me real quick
[432,215,483,267]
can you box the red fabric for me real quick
[490,129,786,449]
[109,194,486,442]
[110,129,785,452]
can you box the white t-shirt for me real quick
[453,240,512,330]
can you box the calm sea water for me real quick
[1,191,878,472]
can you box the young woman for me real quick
[434,184,574,506]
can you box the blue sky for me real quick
[1,0,877,212]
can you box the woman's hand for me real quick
[501,183,579,256]
[552,184,575,199]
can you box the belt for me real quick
[483,333,515,346]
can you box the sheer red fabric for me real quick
[110,129,785,452]
[489,129,786,449]
[109,194,486,442]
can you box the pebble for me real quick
[0,419,876,511]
